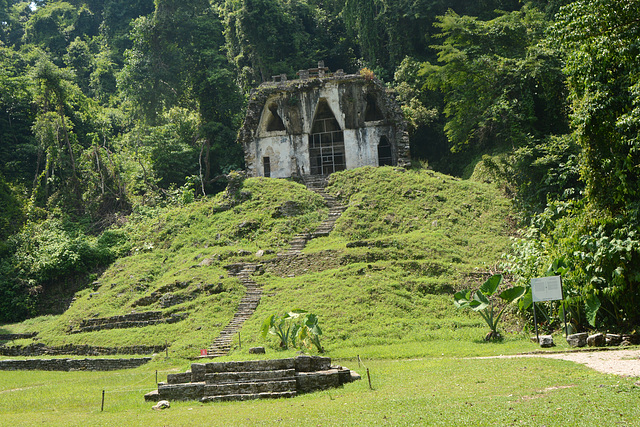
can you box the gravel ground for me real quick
[477,349,640,377]
[536,349,640,377]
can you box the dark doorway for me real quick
[378,136,393,166]
[365,94,384,122]
[263,156,271,177]
[266,103,285,131]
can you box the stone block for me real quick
[205,369,295,385]
[337,368,352,385]
[539,335,554,348]
[204,379,296,396]
[606,334,622,346]
[158,383,204,401]
[167,372,192,384]
[249,347,265,354]
[190,363,206,382]
[587,333,605,347]
[566,332,588,347]
[295,355,331,372]
[296,370,340,393]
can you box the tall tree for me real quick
[553,0,640,214]
[423,7,567,153]
[120,0,243,190]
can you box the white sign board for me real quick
[531,276,563,302]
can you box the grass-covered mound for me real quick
[2,178,326,357]
[236,167,519,357]
[2,167,523,359]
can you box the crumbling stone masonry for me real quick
[0,343,166,357]
[238,61,411,178]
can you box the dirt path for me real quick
[536,349,640,377]
[477,349,640,377]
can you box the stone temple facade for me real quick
[238,62,411,178]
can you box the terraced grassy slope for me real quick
[1,167,517,359]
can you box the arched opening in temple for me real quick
[365,93,384,122]
[266,103,285,131]
[309,99,346,175]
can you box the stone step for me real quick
[200,390,296,403]
[204,379,296,396]
[202,358,297,373]
[205,369,295,384]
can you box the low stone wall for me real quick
[0,333,37,341]
[69,312,186,334]
[0,343,166,357]
[79,311,163,327]
[0,357,151,371]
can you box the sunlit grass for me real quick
[1,355,639,426]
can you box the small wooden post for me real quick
[165,341,168,358]
[357,355,361,367]
[101,390,105,411]
[155,370,158,385]
[366,368,372,390]
[238,331,242,350]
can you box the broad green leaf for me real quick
[479,274,502,296]
[454,290,472,307]
[261,314,275,338]
[472,291,489,311]
[585,293,601,327]
[499,286,525,303]
[518,288,532,311]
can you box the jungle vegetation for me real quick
[1,0,639,333]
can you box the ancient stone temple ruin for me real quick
[238,62,411,178]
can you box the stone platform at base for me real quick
[144,355,359,403]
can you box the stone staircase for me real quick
[204,175,347,357]
[303,174,347,238]
[144,355,358,403]
[206,263,263,357]
[282,175,346,255]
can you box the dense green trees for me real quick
[1,0,639,331]
[426,7,567,152]
[553,0,640,214]
[501,1,640,331]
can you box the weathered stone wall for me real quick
[0,357,151,371]
[146,355,357,402]
[0,343,166,357]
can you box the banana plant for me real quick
[454,274,525,340]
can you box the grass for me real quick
[1,167,516,358]
[1,166,638,425]
[1,354,639,426]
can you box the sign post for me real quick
[530,275,566,343]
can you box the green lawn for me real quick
[1,352,638,426]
